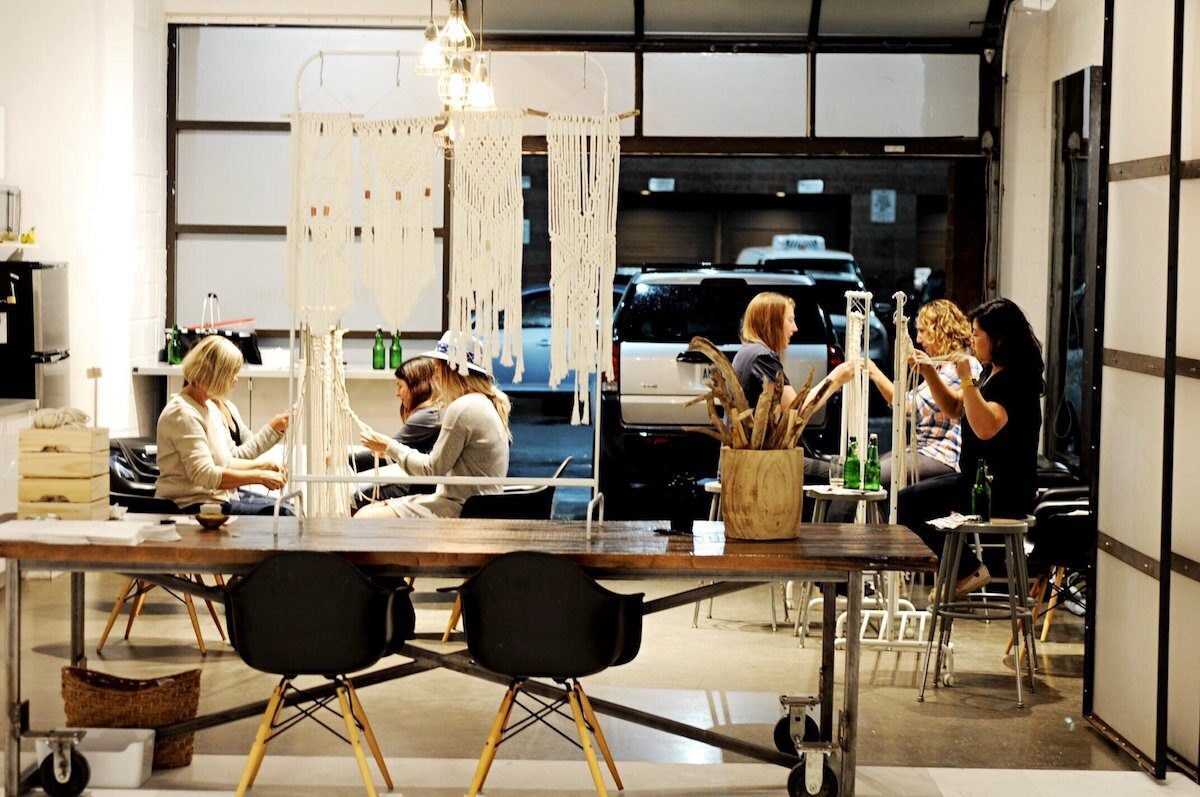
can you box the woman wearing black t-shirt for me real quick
[897,297,1044,598]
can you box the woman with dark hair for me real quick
[897,297,1044,597]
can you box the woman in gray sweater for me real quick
[356,333,511,519]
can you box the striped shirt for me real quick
[909,358,982,471]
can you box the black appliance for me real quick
[0,261,70,408]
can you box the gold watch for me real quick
[962,377,976,388]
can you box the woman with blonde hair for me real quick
[356,332,511,519]
[866,298,982,486]
[155,335,293,515]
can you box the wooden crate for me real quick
[18,427,110,520]
[19,473,108,504]
[18,498,109,520]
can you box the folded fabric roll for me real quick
[33,407,90,429]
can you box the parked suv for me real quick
[599,270,843,518]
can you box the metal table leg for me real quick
[6,560,22,797]
[70,572,86,669]
[842,570,862,796]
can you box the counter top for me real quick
[0,399,37,418]
[133,362,397,380]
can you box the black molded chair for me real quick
[454,551,643,797]
[224,552,415,797]
[441,456,574,642]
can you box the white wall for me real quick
[998,0,1104,346]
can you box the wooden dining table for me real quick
[0,516,936,797]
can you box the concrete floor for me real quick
[1,569,1153,795]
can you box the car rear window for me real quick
[615,279,829,344]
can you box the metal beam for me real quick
[483,33,987,55]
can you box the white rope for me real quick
[287,113,356,331]
[32,408,91,429]
[356,116,441,330]
[447,109,526,378]
[546,112,621,425]
[297,328,373,518]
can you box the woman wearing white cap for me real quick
[355,332,512,518]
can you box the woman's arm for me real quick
[958,359,1008,440]
[230,406,288,461]
[175,412,285,490]
[799,361,858,414]
[362,402,470,477]
[919,359,965,420]
[867,360,895,404]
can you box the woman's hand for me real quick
[909,350,934,372]
[953,353,974,381]
[828,360,860,388]
[361,430,393,456]
[866,359,885,382]
[256,469,286,491]
[269,411,290,434]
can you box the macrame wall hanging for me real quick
[287,113,356,332]
[447,108,525,377]
[841,291,874,521]
[546,113,621,425]
[888,291,918,523]
[358,116,441,330]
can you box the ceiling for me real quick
[462,0,1002,43]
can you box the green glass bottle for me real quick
[372,326,386,370]
[389,330,402,370]
[167,324,183,365]
[971,459,992,521]
[844,437,861,490]
[864,434,881,491]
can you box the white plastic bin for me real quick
[36,728,155,788]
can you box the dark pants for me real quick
[181,492,295,517]
[896,473,981,579]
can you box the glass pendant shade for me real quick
[437,55,471,108]
[466,57,495,110]
[438,0,476,53]
[415,22,446,76]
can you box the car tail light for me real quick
[602,341,620,392]
[828,345,844,368]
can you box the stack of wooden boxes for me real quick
[18,427,110,519]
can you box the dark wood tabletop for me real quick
[0,518,937,578]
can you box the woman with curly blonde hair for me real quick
[866,298,981,484]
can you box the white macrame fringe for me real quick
[447,109,525,378]
[357,116,440,331]
[287,113,356,331]
[546,113,621,425]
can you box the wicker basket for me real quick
[61,667,201,769]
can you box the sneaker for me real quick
[954,565,992,598]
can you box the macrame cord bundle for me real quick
[546,112,621,424]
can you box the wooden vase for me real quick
[720,446,805,540]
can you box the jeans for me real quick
[180,491,294,517]
[896,472,980,579]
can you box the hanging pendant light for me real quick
[438,0,475,55]
[437,54,472,108]
[467,55,495,110]
[415,24,445,75]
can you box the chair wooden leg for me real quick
[244,680,287,790]
[346,679,393,790]
[194,574,227,641]
[337,685,379,797]
[575,682,622,791]
[97,577,136,653]
[1040,567,1066,643]
[567,685,609,797]
[182,591,208,655]
[236,680,286,796]
[441,595,462,643]
[468,683,519,797]
[124,583,149,640]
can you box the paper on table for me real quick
[927,512,982,530]
[0,520,149,546]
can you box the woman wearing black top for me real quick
[897,297,1044,597]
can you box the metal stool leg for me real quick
[1003,537,1025,707]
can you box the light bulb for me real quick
[438,0,475,53]
[467,58,495,110]
[437,55,471,108]
[415,22,445,76]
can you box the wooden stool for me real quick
[919,517,1038,707]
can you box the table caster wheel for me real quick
[39,750,90,797]
[942,671,954,687]
[787,761,838,796]
[774,714,820,754]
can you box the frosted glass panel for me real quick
[1109,0,1173,162]
[178,27,443,121]
[175,234,444,333]
[1172,378,1200,563]
[1169,577,1200,769]
[815,54,978,137]
[176,130,445,228]
[643,54,807,137]
[1098,368,1163,560]
[1178,184,1200,358]
[1104,178,1168,357]
[463,0,634,33]
[644,1,811,35]
[488,53,636,137]
[820,0,989,37]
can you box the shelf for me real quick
[1,243,39,261]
